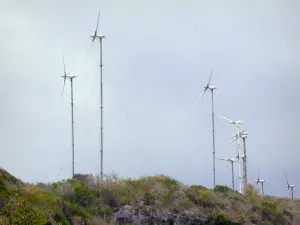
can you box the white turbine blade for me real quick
[87,11,101,60]
[218,157,229,161]
[235,123,242,128]
[84,41,94,61]
[284,169,290,186]
[61,53,67,99]
[93,10,100,40]
[96,10,100,34]
[240,128,247,135]
[196,89,206,105]
[230,134,237,139]
[207,70,214,86]
[214,114,224,130]
[229,137,237,144]
[62,78,66,100]
[237,124,242,128]
[220,116,233,123]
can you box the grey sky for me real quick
[0,0,299,198]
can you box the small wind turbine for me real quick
[89,10,106,187]
[230,129,248,188]
[285,169,295,200]
[196,70,217,188]
[61,53,77,178]
[220,116,243,194]
[255,170,266,196]
[218,157,238,190]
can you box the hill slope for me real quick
[0,168,299,225]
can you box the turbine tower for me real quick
[285,169,296,200]
[61,54,77,178]
[230,129,248,188]
[220,116,243,194]
[196,70,217,188]
[89,11,106,187]
[218,157,238,190]
[255,170,266,196]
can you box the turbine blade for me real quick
[196,90,206,105]
[218,157,229,161]
[214,114,223,130]
[240,128,246,134]
[61,78,66,100]
[229,138,236,144]
[95,10,100,35]
[61,52,67,99]
[84,41,94,61]
[220,116,232,123]
[230,134,237,139]
[62,52,66,74]
[207,70,214,86]
[88,11,101,59]
[284,169,289,185]
[236,123,242,128]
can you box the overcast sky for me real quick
[0,0,299,198]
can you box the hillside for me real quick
[0,168,299,225]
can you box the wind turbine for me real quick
[230,129,248,188]
[255,170,266,196]
[220,116,243,194]
[196,70,217,188]
[89,11,106,187]
[61,53,77,178]
[285,169,296,200]
[218,157,238,190]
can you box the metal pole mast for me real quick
[70,77,75,178]
[231,161,234,190]
[99,37,104,186]
[261,182,264,196]
[236,127,242,194]
[242,137,247,187]
[211,89,216,188]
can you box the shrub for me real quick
[186,186,217,207]
[0,196,48,225]
[214,185,231,195]
[54,211,70,225]
[144,192,156,206]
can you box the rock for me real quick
[113,205,135,224]
[112,205,211,225]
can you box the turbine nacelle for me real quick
[209,85,217,90]
[90,34,106,39]
[240,132,248,138]
[61,75,77,79]
[235,120,243,125]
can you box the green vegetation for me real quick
[0,168,299,224]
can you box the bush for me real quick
[54,211,70,225]
[0,196,47,225]
[186,186,217,207]
[214,185,231,194]
[144,192,156,206]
